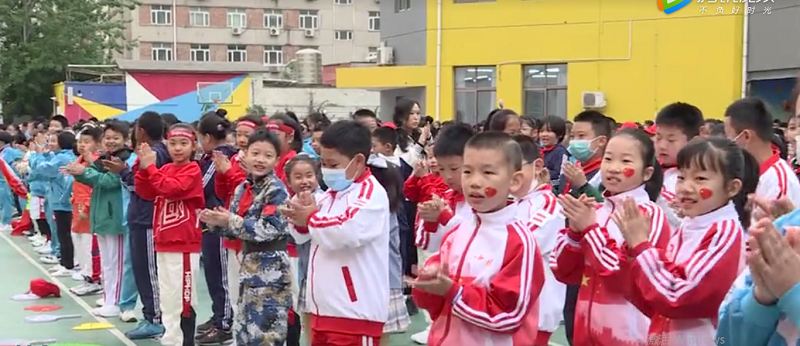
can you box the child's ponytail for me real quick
[644,160,664,202]
[735,149,759,229]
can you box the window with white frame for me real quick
[334,0,352,4]
[523,64,568,118]
[454,66,496,123]
[263,9,283,29]
[368,46,378,54]
[394,0,410,12]
[368,12,380,31]
[227,8,247,28]
[190,44,210,62]
[334,30,353,41]
[264,46,283,66]
[227,45,247,62]
[299,10,319,30]
[188,7,209,27]
[150,5,172,25]
[151,43,173,61]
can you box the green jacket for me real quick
[571,182,606,203]
[74,165,126,235]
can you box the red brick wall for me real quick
[284,10,299,29]
[211,44,228,62]
[176,43,191,61]
[246,45,262,63]
[246,8,263,28]
[175,6,189,27]
[139,42,152,60]
[210,7,227,28]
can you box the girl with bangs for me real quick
[550,128,670,346]
[613,137,757,345]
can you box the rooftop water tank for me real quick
[295,48,322,85]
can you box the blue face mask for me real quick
[321,159,355,192]
[567,139,595,162]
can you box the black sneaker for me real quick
[196,327,233,345]
[196,318,216,334]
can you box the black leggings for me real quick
[53,211,74,269]
[35,219,51,239]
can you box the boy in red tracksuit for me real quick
[411,132,545,346]
[135,124,205,346]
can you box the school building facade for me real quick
[335,0,800,123]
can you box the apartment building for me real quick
[119,0,382,69]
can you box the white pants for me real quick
[72,233,93,278]
[289,256,299,310]
[29,196,45,220]
[158,252,200,346]
[226,249,241,303]
[417,249,433,324]
[97,234,124,306]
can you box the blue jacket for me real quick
[717,209,800,346]
[198,144,238,209]
[32,150,77,211]
[119,141,171,229]
[27,151,59,197]
[121,153,137,228]
[301,137,317,158]
[543,145,569,185]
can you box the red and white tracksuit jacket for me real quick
[413,202,545,346]
[625,202,745,345]
[658,166,681,231]
[755,153,800,224]
[415,189,471,253]
[289,169,390,338]
[515,184,566,339]
[550,185,671,346]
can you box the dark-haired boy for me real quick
[412,132,544,346]
[116,111,171,339]
[512,135,566,346]
[353,109,379,131]
[285,120,390,346]
[725,98,800,220]
[49,115,69,134]
[654,102,704,229]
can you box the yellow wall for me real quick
[337,0,743,122]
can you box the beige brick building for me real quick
[117,0,381,72]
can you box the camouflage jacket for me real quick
[220,173,292,287]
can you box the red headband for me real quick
[167,129,196,140]
[267,123,294,135]
[237,121,258,131]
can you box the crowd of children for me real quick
[0,88,800,346]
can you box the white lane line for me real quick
[0,231,137,346]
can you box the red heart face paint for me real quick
[623,168,635,178]
[699,188,713,200]
[484,187,498,197]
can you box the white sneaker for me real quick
[70,282,102,296]
[411,327,430,345]
[71,271,85,281]
[91,305,120,317]
[51,267,74,277]
[0,224,11,232]
[96,298,104,307]
[48,265,66,273]
[39,255,59,264]
[34,243,52,254]
[120,310,137,323]
[28,234,44,242]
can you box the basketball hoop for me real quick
[212,98,221,104]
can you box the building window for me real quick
[190,44,210,62]
[523,64,568,118]
[368,46,378,54]
[151,43,173,61]
[395,0,410,12]
[263,46,283,65]
[368,12,380,31]
[454,66,496,123]
[334,30,353,41]
[334,0,352,4]
[299,10,319,30]
[188,7,209,27]
[227,8,247,28]
[150,5,172,25]
[227,45,247,62]
[263,9,283,29]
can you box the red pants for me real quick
[535,331,552,346]
[91,235,101,283]
[310,330,380,346]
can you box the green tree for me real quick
[0,0,137,121]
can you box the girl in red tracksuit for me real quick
[608,137,756,345]
[135,124,205,346]
[403,151,448,251]
[550,128,671,346]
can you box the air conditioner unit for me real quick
[269,27,281,36]
[232,27,245,35]
[377,46,394,66]
[582,92,607,109]
[304,29,316,37]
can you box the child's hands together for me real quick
[611,197,650,249]
[559,194,596,232]
[199,207,232,227]
[139,143,156,168]
[562,161,587,187]
[212,151,231,173]
[60,162,85,176]
[419,195,446,223]
[406,261,455,296]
